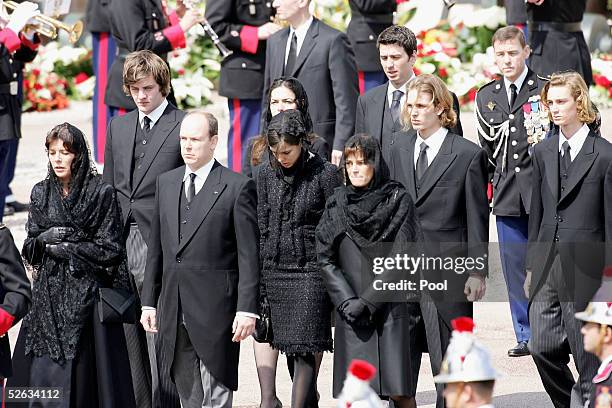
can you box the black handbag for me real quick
[252,293,273,343]
[97,287,140,324]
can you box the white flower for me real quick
[419,63,436,74]
[37,88,52,100]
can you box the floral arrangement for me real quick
[590,53,612,108]
[23,42,93,111]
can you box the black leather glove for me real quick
[37,227,74,245]
[338,297,372,326]
[45,242,73,260]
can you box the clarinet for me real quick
[443,0,456,9]
[183,0,233,59]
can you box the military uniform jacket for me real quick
[475,69,547,216]
[106,0,185,109]
[0,29,38,142]
[347,0,395,72]
[590,358,612,408]
[86,0,112,33]
[206,0,274,99]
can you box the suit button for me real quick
[179,234,183,240]
[142,140,147,145]
[12,73,17,78]
[558,217,563,222]
[561,186,565,191]
[176,257,182,263]
[186,206,190,210]
[137,165,142,169]
[139,152,145,158]
[513,153,519,160]
[130,199,135,203]
[511,127,516,132]
[511,140,518,146]
[554,236,559,242]
[509,114,514,120]
[368,34,375,40]
[514,167,520,173]
[241,62,246,68]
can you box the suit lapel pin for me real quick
[214,191,219,195]
[486,101,496,111]
[528,79,534,86]
[495,84,501,90]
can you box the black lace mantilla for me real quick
[21,123,130,365]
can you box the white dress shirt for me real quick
[559,123,590,162]
[138,98,168,130]
[414,127,449,169]
[503,65,528,106]
[144,158,259,320]
[387,71,416,108]
[284,16,314,66]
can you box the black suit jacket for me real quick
[347,0,395,72]
[263,18,359,152]
[0,226,31,378]
[389,131,489,323]
[526,132,612,305]
[205,0,274,99]
[141,161,259,391]
[475,69,547,216]
[355,83,463,163]
[102,103,184,246]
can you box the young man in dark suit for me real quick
[526,71,612,408]
[475,26,548,358]
[206,0,280,173]
[264,0,359,165]
[0,225,32,387]
[389,74,489,408]
[141,111,259,408]
[103,50,184,408]
[355,25,462,165]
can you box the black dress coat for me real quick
[106,0,180,109]
[389,131,489,322]
[475,69,547,216]
[347,0,395,72]
[263,18,359,152]
[102,103,184,247]
[141,161,260,391]
[205,0,274,100]
[86,0,112,33]
[355,83,463,164]
[0,225,31,378]
[317,206,422,398]
[0,30,38,142]
[526,132,612,308]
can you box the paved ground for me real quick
[6,95,610,407]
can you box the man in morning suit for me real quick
[103,50,184,408]
[0,225,32,383]
[140,111,260,408]
[206,0,280,172]
[264,0,359,165]
[389,74,489,408]
[355,25,462,165]
[525,71,611,408]
[475,26,547,358]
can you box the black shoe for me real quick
[508,341,530,357]
[3,205,15,217]
[6,201,29,213]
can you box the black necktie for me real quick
[143,116,152,133]
[509,83,518,109]
[416,142,429,181]
[284,32,297,75]
[391,90,403,123]
[186,173,196,203]
[560,141,571,176]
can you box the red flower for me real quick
[413,67,421,76]
[451,317,475,333]
[468,88,477,102]
[178,68,185,75]
[34,83,43,90]
[438,67,448,78]
[74,72,89,85]
[608,87,612,98]
[32,68,40,76]
[594,74,611,88]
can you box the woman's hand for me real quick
[37,227,74,245]
[338,297,372,326]
[45,242,73,259]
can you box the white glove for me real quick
[6,1,39,35]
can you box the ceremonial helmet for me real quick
[575,302,612,327]
[434,317,499,384]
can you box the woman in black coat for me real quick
[7,123,135,408]
[316,134,422,408]
[256,110,340,408]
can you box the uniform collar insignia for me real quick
[486,101,496,111]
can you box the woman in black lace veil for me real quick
[7,123,135,407]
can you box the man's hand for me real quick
[141,309,158,333]
[331,150,343,166]
[6,1,39,34]
[179,8,205,32]
[257,22,282,40]
[232,315,256,342]
[524,269,532,299]
[464,274,486,302]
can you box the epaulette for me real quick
[594,361,612,384]
[0,223,5,230]
[537,74,550,82]
[479,78,498,90]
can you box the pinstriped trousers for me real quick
[126,225,180,408]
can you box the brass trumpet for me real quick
[3,0,83,44]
